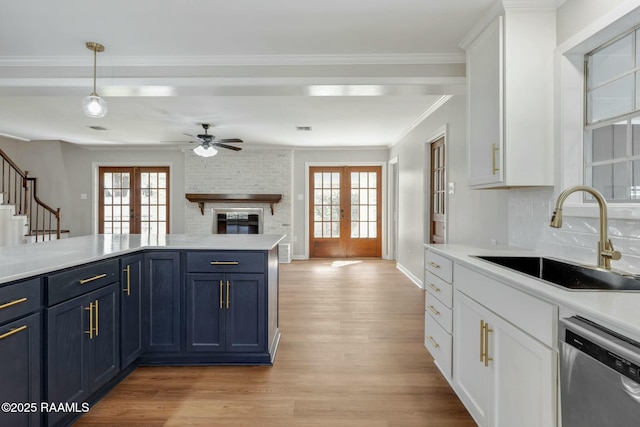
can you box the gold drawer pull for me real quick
[0,297,28,310]
[123,265,131,296]
[427,305,440,316]
[427,283,441,293]
[211,261,240,265]
[0,325,27,341]
[427,261,441,269]
[427,336,440,349]
[79,274,107,285]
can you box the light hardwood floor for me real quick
[75,259,475,426]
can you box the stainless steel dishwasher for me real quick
[559,316,640,427]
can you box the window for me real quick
[585,28,640,202]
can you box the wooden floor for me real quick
[75,259,474,426]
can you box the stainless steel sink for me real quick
[474,256,640,291]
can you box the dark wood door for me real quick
[185,273,226,352]
[0,313,41,427]
[429,137,446,244]
[225,274,265,353]
[143,252,181,353]
[309,166,382,258]
[120,254,143,368]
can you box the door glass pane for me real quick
[350,171,377,240]
[139,170,168,235]
[102,171,130,235]
[312,170,340,239]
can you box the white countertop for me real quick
[427,243,640,343]
[0,234,286,285]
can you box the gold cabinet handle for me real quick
[427,261,440,269]
[95,299,99,337]
[0,297,27,310]
[219,280,224,309]
[211,261,240,265]
[123,265,131,296]
[0,325,27,341]
[79,274,107,285]
[427,305,440,316]
[484,322,493,367]
[427,336,440,349]
[226,281,230,309]
[427,283,441,293]
[491,143,500,175]
[85,302,94,339]
[480,320,485,363]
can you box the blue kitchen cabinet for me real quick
[46,283,120,427]
[185,273,265,353]
[143,252,181,353]
[120,254,143,367]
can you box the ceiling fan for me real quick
[189,124,243,157]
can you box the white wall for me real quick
[184,148,292,243]
[389,96,509,280]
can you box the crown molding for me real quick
[389,95,453,147]
[0,53,465,68]
[459,1,504,50]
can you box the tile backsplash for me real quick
[508,188,640,274]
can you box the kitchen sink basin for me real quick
[474,256,640,291]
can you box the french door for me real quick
[429,136,446,244]
[98,167,170,234]
[309,166,382,258]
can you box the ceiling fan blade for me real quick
[217,138,243,143]
[214,143,242,151]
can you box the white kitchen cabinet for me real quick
[423,247,454,380]
[452,263,558,427]
[465,10,555,188]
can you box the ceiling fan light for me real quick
[82,94,108,118]
[194,144,218,158]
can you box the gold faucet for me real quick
[550,185,621,269]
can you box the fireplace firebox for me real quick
[212,208,264,234]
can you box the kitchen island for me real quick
[0,234,285,427]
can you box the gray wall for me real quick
[0,137,185,237]
[389,96,509,279]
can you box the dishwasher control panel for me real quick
[565,320,640,383]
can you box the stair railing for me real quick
[0,149,61,242]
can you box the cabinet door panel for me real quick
[0,312,41,427]
[492,317,556,427]
[47,294,89,426]
[226,274,265,353]
[88,284,120,393]
[186,274,225,352]
[144,252,181,352]
[453,291,490,426]
[120,254,143,367]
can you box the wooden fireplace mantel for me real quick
[185,193,283,215]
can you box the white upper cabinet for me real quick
[465,9,555,188]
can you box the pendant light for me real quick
[82,42,107,118]
[193,142,218,158]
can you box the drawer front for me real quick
[455,263,557,347]
[425,291,452,333]
[424,271,453,308]
[425,250,453,283]
[424,314,452,379]
[0,278,41,325]
[47,259,119,306]
[186,251,265,273]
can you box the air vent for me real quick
[296,126,312,132]
[87,126,108,131]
